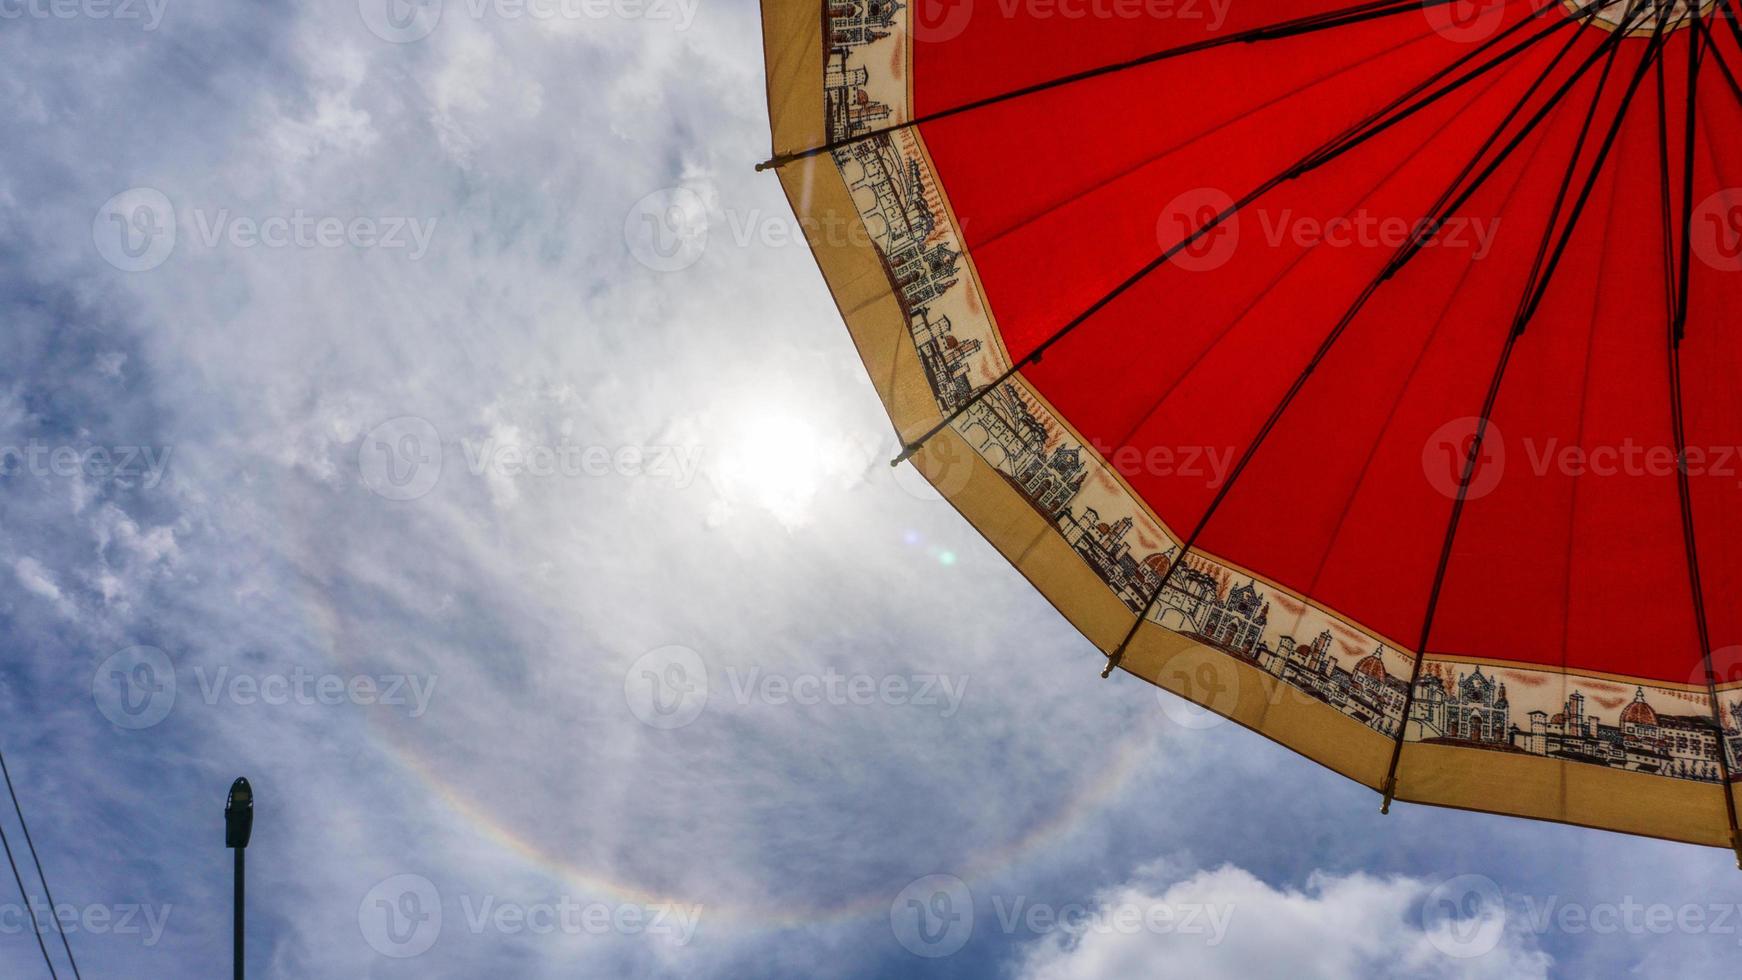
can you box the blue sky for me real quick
[1,0,1740,976]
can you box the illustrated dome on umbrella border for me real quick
[760,0,1742,862]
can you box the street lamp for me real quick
[225,778,253,980]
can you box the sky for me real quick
[0,0,1740,977]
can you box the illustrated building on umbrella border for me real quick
[813,0,1742,786]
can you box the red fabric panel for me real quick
[913,5,1734,682]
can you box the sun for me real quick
[711,409,868,528]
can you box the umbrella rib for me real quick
[891,0,1597,469]
[1655,42,1681,325]
[1380,1,1672,811]
[758,0,1504,171]
[1720,0,1742,60]
[1692,3,1742,103]
[1676,6,1707,340]
[1666,6,1742,869]
[1095,0,1628,681]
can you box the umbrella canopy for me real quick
[759,0,1742,859]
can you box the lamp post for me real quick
[225,778,253,980]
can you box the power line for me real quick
[0,746,56,979]
[0,748,80,980]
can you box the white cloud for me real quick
[1013,866,1553,980]
[14,555,68,608]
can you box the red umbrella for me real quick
[759,0,1742,861]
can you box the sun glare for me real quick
[714,410,866,527]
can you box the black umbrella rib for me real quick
[1675,7,1707,339]
[1692,2,1742,103]
[1666,6,1742,869]
[760,0,1500,171]
[1655,45,1681,325]
[891,0,1595,468]
[1098,0,1627,681]
[1720,0,1742,64]
[1380,1,1672,811]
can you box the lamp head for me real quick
[225,777,253,849]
